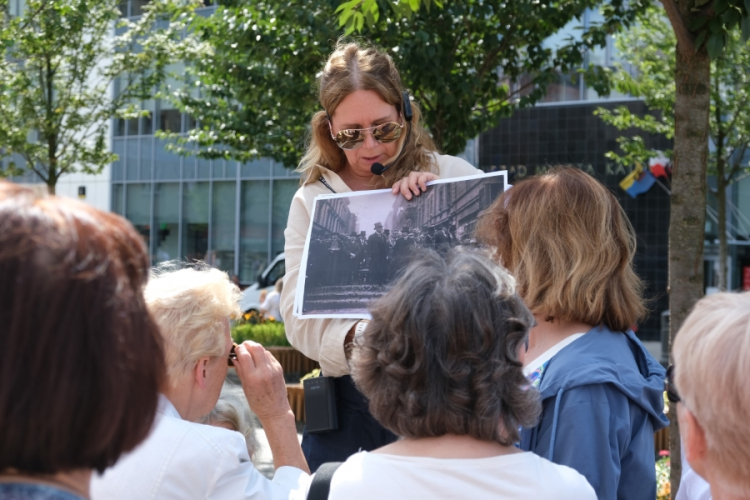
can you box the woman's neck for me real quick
[338,166,378,191]
[373,434,521,459]
[0,469,91,499]
[524,314,593,367]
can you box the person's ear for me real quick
[678,403,709,478]
[193,357,210,390]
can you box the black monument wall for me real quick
[478,100,672,342]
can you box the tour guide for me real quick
[280,41,481,471]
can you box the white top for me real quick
[676,444,713,500]
[262,290,282,323]
[299,450,596,500]
[90,395,308,500]
[280,153,482,376]
[523,333,586,377]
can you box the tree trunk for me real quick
[46,182,55,195]
[667,4,711,498]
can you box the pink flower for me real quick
[659,450,670,457]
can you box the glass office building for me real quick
[109,1,301,285]
[110,143,300,284]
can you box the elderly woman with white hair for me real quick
[672,292,750,500]
[92,264,309,500]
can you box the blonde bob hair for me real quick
[476,166,645,331]
[297,41,436,188]
[145,262,241,384]
[674,292,750,494]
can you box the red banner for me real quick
[743,266,750,291]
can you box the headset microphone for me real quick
[371,91,413,176]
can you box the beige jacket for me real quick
[281,154,482,376]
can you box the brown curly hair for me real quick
[351,249,540,445]
[475,166,646,331]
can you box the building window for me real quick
[182,182,209,262]
[153,183,179,263]
[159,108,182,133]
[271,180,298,257]
[209,181,236,274]
[240,180,270,283]
[126,183,152,249]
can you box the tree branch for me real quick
[726,143,748,183]
[659,0,696,55]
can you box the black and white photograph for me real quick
[294,171,507,318]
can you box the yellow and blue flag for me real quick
[619,163,656,198]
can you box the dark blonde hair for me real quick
[297,41,436,187]
[352,249,540,445]
[476,166,645,331]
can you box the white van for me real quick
[239,253,286,314]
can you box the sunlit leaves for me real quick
[163,0,648,165]
[597,5,750,183]
[0,0,200,190]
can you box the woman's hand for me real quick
[234,341,290,421]
[391,171,439,200]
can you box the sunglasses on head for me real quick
[666,365,681,404]
[228,343,238,367]
[330,121,404,150]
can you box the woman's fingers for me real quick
[391,172,440,200]
[234,341,289,420]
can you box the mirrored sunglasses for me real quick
[331,121,403,150]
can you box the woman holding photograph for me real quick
[280,41,481,470]
[476,167,669,500]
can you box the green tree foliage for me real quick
[163,0,649,166]
[0,0,197,194]
[596,6,750,291]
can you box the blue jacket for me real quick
[520,326,669,500]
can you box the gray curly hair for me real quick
[351,248,540,445]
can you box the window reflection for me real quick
[154,183,179,264]
[126,184,151,250]
[209,182,236,274]
[159,109,182,133]
[154,138,181,180]
[112,184,124,215]
[271,180,297,257]
[240,181,270,283]
[131,0,149,16]
[182,182,209,262]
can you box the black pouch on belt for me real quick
[303,375,338,433]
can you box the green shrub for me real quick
[231,321,290,347]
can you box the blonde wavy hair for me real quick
[145,262,241,385]
[297,41,437,188]
[476,166,645,331]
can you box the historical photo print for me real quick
[294,171,507,318]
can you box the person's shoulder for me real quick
[522,453,597,499]
[430,153,482,178]
[188,420,249,456]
